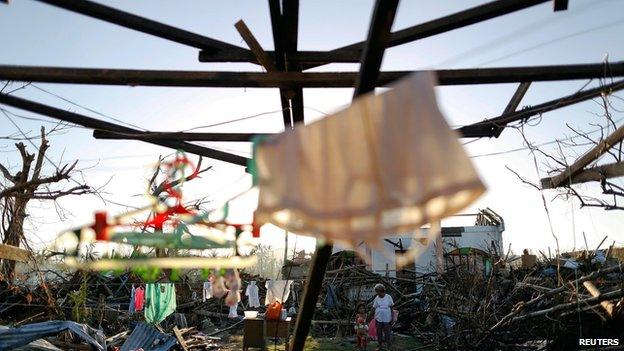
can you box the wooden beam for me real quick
[34,0,250,54]
[353,0,399,97]
[541,124,624,189]
[492,82,531,136]
[458,79,624,138]
[268,0,296,127]
[290,1,399,350]
[0,93,249,166]
[200,0,550,67]
[541,161,624,187]
[234,20,277,72]
[553,0,569,11]
[93,130,275,142]
[282,0,304,125]
[198,49,362,65]
[2,62,623,88]
[0,244,31,263]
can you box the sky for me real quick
[1,0,624,257]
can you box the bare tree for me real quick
[0,126,93,281]
[508,82,624,211]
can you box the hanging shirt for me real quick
[245,281,260,308]
[373,294,394,323]
[265,280,292,305]
[145,283,177,324]
[128,285,136,314]
[134,286,145,311]
[203,281,212,301]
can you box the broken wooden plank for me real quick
[173,326,190,351]
[583,281,615,318]
[234,20,277,72]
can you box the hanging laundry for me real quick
[325,284,339,309]
[128,285,136,314]
[252,72,485,266]
[228,304,239,319]
[210,275,227,299]
[135,286,145,311]
[144,283,177,325]
[203,281,212,301]
[265,280,292,305]
[224,269,241,307]
[245,281,261,308]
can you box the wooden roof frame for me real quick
[0,2,622,348]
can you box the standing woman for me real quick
[372,284,393,350]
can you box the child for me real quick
[372,284,393,350]
[354,303,369,350]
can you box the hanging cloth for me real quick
[325,285,339,309]
[252,72,485,265]
[203,281,212,301]
[134,286,145,311]
[228,304,239,319]
[265,280,292,305]
[144,283,177,325]
[128,285,136,314]
[245,281,261,308]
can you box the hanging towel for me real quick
[128,285,136,314]
[265,280,292,305]
[245,281,261,308]
[325,285,339,309]
[203,281,212,301]
[144,283,177,325]
[253,72,485,266]
[134,286,145,311]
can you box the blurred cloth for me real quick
[253,72,485,265]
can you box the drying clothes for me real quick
[245,281,261,308]
[210,275,227,299]
[265,280,292,305]
[144,283,177,325]
[224,269,241,307]
[134,286,145,311]
[228,304,239,319]
[253,72,485,266]
[128,285,136,314]
[325,285,339,309]
[203,281,212,301]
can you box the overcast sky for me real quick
[1,0,623,256]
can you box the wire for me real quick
[30,84,147,131]
[183,109,290,131]
[476,18,624,67]
[432,0,613,68]
[469,114,624,159]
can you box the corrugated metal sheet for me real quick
[0,321,106,351]
[120,323,177,351]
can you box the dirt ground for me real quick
[220,334,425,350]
